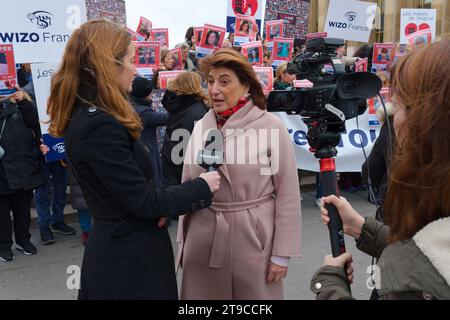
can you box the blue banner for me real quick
[42,134,66,163]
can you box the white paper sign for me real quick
[0,0,87,63]
[400,9,436,44]
[325,0,377,43]
[31,62,59,134]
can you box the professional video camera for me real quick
[267,38,382,286]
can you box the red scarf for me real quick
[215,96,249,128]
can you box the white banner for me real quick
[400,9,436,44]
[325,0,377,43]
[0,0,86,63]
[274,112,381,172]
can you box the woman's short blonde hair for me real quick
[275,62,288,82]
[167,71,208,104]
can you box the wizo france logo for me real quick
[27,11,54,29]
[345,11,357,22]
[52,143,65,154]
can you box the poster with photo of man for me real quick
[265,20,284,42]
[253,66,273,93]
[159,70,185,89]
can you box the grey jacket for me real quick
[311,216,450,300]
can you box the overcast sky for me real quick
[126,0,230,47]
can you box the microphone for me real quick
[197,129,224,172]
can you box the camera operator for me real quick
[311,38,450,300]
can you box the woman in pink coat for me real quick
[177,49,302,299]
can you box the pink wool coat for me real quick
[177,100,302,300]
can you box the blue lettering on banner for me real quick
[288,129,378,148]
[42,134,66,163]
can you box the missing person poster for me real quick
[235,14,257,36]
[306,32,327,41]
[135,41,160,80]
[400,9,436,44]
[136,16,152,40]
[368,87,390,127]
[150,28,169,47]
[0,45,18,97]
[371,43,396,78]
[194,27,204,47]
[241,41,263,66]
[355,58,368,72]
[170,47,183,70]
[293,79,313,88]
[128,28,145,41]
[253,67,273,94]
[159,70,185,89]
[265,20,283,43]
[197,24,226,58]
[406,28,432,48]
[272,37,294,61]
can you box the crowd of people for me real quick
[264,0,310,39]
[1,16,449,301]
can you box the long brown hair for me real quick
[47,19,142,139]
[199,48,266,109]
[167,71,208,105]
[384,37,450,242]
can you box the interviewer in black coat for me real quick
[46,19,220,300]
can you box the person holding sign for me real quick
[311,37,450,301]
[46,19,220,300]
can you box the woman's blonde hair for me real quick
[167,72,208,104]
[47,19,142,139]
[275,62,288,82]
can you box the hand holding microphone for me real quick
[198,129,224,193]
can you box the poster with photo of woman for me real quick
[150,28,170,47]
[136,16,152,40]
[272,37,294,61]
[265,20,283,43]
[197,24,226,57]
[241,41,263,66]
[235,14,256,36]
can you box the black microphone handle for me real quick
[207,166,216,172]
[320,171,346,257]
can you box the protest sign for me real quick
[227,0,263,33]
[241,41,263,66]
[355,58,368,72]
[265,20,284,43]
[293,80,314,88]
[194,27,204,47]
[0,0,87,63]
[150,28,169,47]
[400,9,436,44]
[197,24,226,57]
[0,45,18,97]
[406,28,432,48]
[368,87,390,127]
[306,32,327,41]
[128,28,144,41]
[325,0,377,42]
[31,62,66,162]
[136,16,152,40]
[272,37,294,62]
[253,67,273,94]
[135,41,160,68]
[371,43,396,87]
[159,70,185,89]
[170,47,183,70]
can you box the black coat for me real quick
[64,98,212,300]
[0,99,45,195]
[131,96,168,187]
[68,172,88,211]
[161,91,207,186]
